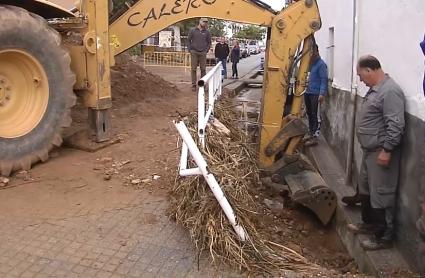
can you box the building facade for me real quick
[314,0,425,269]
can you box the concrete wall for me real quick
[321,88,424,268]
[315,0,425,269]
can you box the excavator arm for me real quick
[72,0,319,144]
[108,0,320,167]
[74,0,335,224]
[110,0,275,55]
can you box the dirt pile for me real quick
[111,59,180,105]
[71,55,185,128]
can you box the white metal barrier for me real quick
[173,64,247,241]
[175,121,247,241]
[197,62,223,148]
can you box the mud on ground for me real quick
[1,55,358,276]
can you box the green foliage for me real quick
[176,18,226,37]
[234,25,266,40]
[208,19,226,37]
[176,18,199,36]
[111,0,127,15]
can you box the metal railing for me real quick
[197,62,223,148]
[143,51,191,68]
[142,51,218,68]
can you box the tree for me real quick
[234,25,266,40]
[176,18,226,37]
[176,19,199,36]
[110,0,138,20]
[208,19,226,37]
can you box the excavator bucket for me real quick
[285,171,337,225]
[262,154,337,225]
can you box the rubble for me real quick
[0,177,9,187]
[131,179,141,185]
[264,198,284,213]
[15,170,31,181]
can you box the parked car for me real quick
[206,41,218,65]
[247,40,260,55]
[239,42,249,58]
[259,45,266,52]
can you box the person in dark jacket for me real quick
[304,44,328,145]
[214,37,230,79]
[188,18,211,89]
[230,40,240,79]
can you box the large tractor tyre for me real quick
[0,5,76,176]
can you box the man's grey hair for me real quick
[358,55,382,70]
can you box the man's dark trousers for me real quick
[304,94,320,136]
[191,51,207,86]
[218,58,227,78]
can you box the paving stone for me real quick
[0,191,235,277]
[95,270,113,278]
[83,267,99,277]
[28,264,44,273]
[19,270,36,278]
[53,268,69,277]
[92,261,105,270]
[102,262,119,273]
[71,265,87,274]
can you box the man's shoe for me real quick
[342,194,361,206]
[191,84,197,91]
[304,137,318,147]
[361,237,393,251]
[347,223,383,235]
[302,134,313,143]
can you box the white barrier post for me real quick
[197,62,223,149]
[175,121,247,241]
[198,85,206,149]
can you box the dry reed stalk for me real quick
[169,99,319,275]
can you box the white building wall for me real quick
[315,0,425,119]
[315,0,355,92]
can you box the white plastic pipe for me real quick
[197,62,224,149]
[180,168,202,176]
[198,85,206,148]
[175,121,247,241]
[180,142,188,170]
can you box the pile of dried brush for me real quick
[169,99,320,275]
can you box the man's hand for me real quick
[377,149,391,167]
[319,95,325,103]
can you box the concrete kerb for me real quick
[223,69,262,97]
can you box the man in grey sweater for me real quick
[188,18,211,89]
[347,55,405,250]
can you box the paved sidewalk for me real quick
[0,188,231,278]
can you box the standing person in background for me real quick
[230,40,240,79]
[303,44,328,146]
[188,18,211,90]
[215,37,230,79]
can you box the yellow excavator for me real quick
[0,0,336,224]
